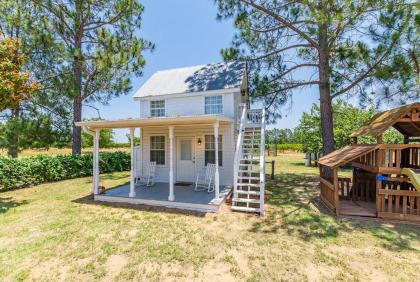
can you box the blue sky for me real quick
[84,0,320,142]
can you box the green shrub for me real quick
[0,151,130,191]
[266,143,304,152]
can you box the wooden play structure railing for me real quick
[319,144,420,222]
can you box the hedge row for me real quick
[0,151,130,191]
[266,144,304,152]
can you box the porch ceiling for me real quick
[75,115,233,129]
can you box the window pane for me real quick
[150,150,165,165]
[180,140,192,160]
[204,135,222,166]
[205,96,223,114]
[150,136,165,165]
[150,100,165,117]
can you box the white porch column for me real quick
[129,128,136,198]
[168,126,175,201]
[93,129,100,195]
[214,122,220,198]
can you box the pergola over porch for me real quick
[75,115,234,206]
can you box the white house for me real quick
[76,62,266,214]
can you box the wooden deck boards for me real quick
[340,200,376,217]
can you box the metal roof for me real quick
[318,145,380,168]
[133,61,246,98]
[75,115,233,129]
[351,102,420,138]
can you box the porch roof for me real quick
[75,115,233,129]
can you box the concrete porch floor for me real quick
[95,182,232,212]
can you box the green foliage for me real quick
[265,128,295,144]
[294,101,403,153]
[0,113,68,150]
[267,143,303,152]
[215,0,416,120]
[0,151,130,191]
[82,129,115,148]
[81,119,115,148]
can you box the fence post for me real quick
[271,160,275,180]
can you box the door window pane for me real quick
[180,139,192,161]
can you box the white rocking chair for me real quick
[194,164,216,193]
[137,161,156,187]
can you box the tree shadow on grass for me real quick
[0,197,28,214]
[250,173,420,251]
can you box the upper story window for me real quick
[205,96,223,115]
[150,100,165,117]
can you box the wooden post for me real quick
[93,129,100,195]
[271,160,275,180]
[129,128,136,198]
[214,122,220,199]
[168,126,175,201]
[333,168,339,215]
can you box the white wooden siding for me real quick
[136,124,235,186]
[139,91,239,119]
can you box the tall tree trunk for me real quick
[72,95,82,154]
[72,0,83,155]
[8,107,20,158]
[318,22,335,156]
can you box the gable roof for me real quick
[351,102,420,138]
[133,61,246,98]
[318,145,380,168]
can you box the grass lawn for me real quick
[1,153,419,281]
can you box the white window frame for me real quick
[204,96,223,115]
[150,100,165,117]
[150,136,165,165]
[204,134,222,166]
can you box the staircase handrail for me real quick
[233,103,247,196]
[259,108,266,215]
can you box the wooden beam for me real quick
[351,162,379,173]
[320,177,334,190]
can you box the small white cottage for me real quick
[76,62,266,214]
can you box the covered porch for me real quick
[96,182,232,212]
[75,115,234,212]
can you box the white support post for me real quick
[214,122,220,199]
[168,126,175,201]
[93,129,100,195]
[129,128,136,198]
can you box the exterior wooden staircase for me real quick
[232,105,266,215]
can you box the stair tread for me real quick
[238,176,260,180]
[237,183,260,187]
[232,198,260,203]
[231,206,261,213]
[236,190,260,195]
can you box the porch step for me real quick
[232,198,260,204]
[231,206,261,213]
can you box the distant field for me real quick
[0,147,130,158]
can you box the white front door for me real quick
[176,137,195,182]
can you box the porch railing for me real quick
[233,104,247,197]
[247,109,263,126]
[259,108,266,215]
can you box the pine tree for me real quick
[216,0,416,155]
[33,0,154,154]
